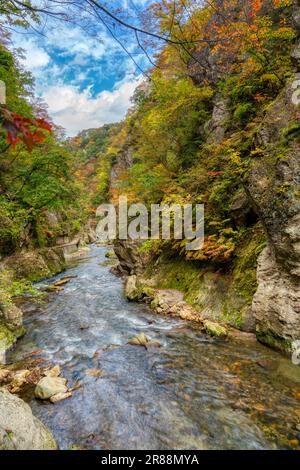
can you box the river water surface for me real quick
[8,245,300,450]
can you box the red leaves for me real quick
[0,106,52,151]
[249,0,263,17]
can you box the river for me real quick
[8,245,300,450]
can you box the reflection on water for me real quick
[8,246,300,450]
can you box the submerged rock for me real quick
[0,390,57,450]
[35,376,68,400]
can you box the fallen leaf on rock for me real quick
[292,388,300,399]
[253,404,266,412]
[10,370,30,391]
[50,391,73,403]
[86,368,103,378]
[0,369,11,382]
[26,368,44,385]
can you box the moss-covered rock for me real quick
[0,322,16,350]
[125,275,155,301]
[3,247,65,282]
[256,327,293,353]
[0,322,25,362]
[203,320,227,338]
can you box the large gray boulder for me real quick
[0,391,57,450]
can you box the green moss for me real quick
[8,248,66,282]
[233,102,254,124]
[282,123,300,144]
[10,279,41,298]
[204,320,227,338]
[256,328,292,353]
[221,226,265,328]
[145,257,199,293]
[0,322,17,350]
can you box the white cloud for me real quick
[13,37,50,70]
[42,78,142,136]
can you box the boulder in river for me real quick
[128,332,149,347]
[127,333,161,349]
[35,376,68,400]
[0,390,57,450]
[125,275,138,300]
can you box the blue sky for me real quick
[11,1,153,135]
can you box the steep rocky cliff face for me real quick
[243,5,300,350]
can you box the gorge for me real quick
[0,0,300,452]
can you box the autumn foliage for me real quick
[0,105,52,151]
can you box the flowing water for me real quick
[8,245,300,450]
